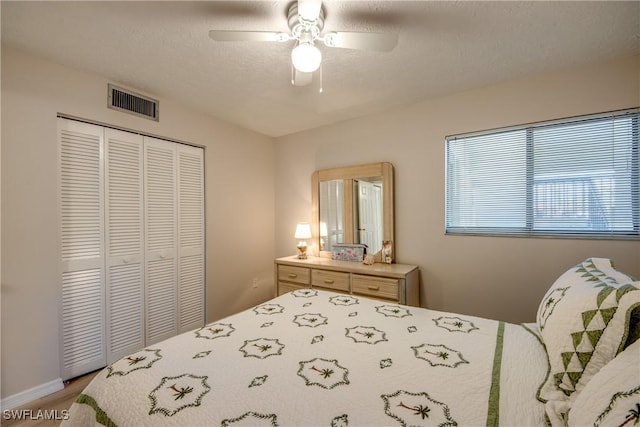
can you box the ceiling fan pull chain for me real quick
[319,63,323,94]
[291,62,295,86]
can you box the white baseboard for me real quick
[1,378,64,411]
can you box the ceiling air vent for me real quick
[108,84,159,121]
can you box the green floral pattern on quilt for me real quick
[567,339,640,427]
[596,388,640,427]
[293,312,328,327]
[148,374,210,417]
[106,349,162,377]
[297,358,350,389]
[195,322,235,339]
[221,411,278,427]
[381,390,457,427]
[239,338,285,359]
[412,344,469,368]
[433,316,479,333]
[345,325,388,344]
[375,304,412,318]
[69,288,547,426]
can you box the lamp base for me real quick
[296,244,308,259]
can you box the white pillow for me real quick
[536,258,640,425]
[567,338,640,427]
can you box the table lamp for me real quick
[294,222,312,259]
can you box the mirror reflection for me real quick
[353,178,383,253]
[319,179,344,252]
[313,162,394,261]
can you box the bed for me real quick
[63,258,639,427]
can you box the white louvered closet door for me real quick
[58,119,106,380]
[177,144,205,333]
[60,119,205,378]
[105,129,145,363]
[144,137,178,345]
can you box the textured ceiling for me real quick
[2,1,639,137]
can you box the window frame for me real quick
[445,108,640,240]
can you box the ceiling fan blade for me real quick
[297,0,322,21]
[208,30,289,42]
[293,69,313,86]
[323,31,398,52]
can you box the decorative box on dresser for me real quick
[275,256,420,306]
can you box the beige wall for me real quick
[2,46,639,402]
[0,47,275,398]
[275,54,640,324]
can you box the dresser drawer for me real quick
[311,269,350,292]
[278,281,307,295]
[275,257,419,306]
[352,275,399,301]
[278,265,310,285]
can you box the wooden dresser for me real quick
[275,256,419,306]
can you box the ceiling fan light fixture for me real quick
[291,42,322,73]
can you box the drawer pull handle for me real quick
[324,279,335,284]
[368,286,380,291]
[288,274,298,279]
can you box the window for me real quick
[445,109,639,238]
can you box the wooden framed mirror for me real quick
[311,162,394,261]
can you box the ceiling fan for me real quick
[208,0,398,89]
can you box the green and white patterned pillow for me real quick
[536,258,640,425]
[567,339,640,427]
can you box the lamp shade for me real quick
[291,43,322,73]
[294,222,312,239]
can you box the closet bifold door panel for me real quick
[105,129,145,363]
[58,119,106,381]
[144,137,178,345]
[59,118,205,379]
[177,144,205,333]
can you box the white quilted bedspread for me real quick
[64,289,546,426]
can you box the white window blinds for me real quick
[445,109,639,238]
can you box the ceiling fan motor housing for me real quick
[288,3,324,43]
[208,1,398,86]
